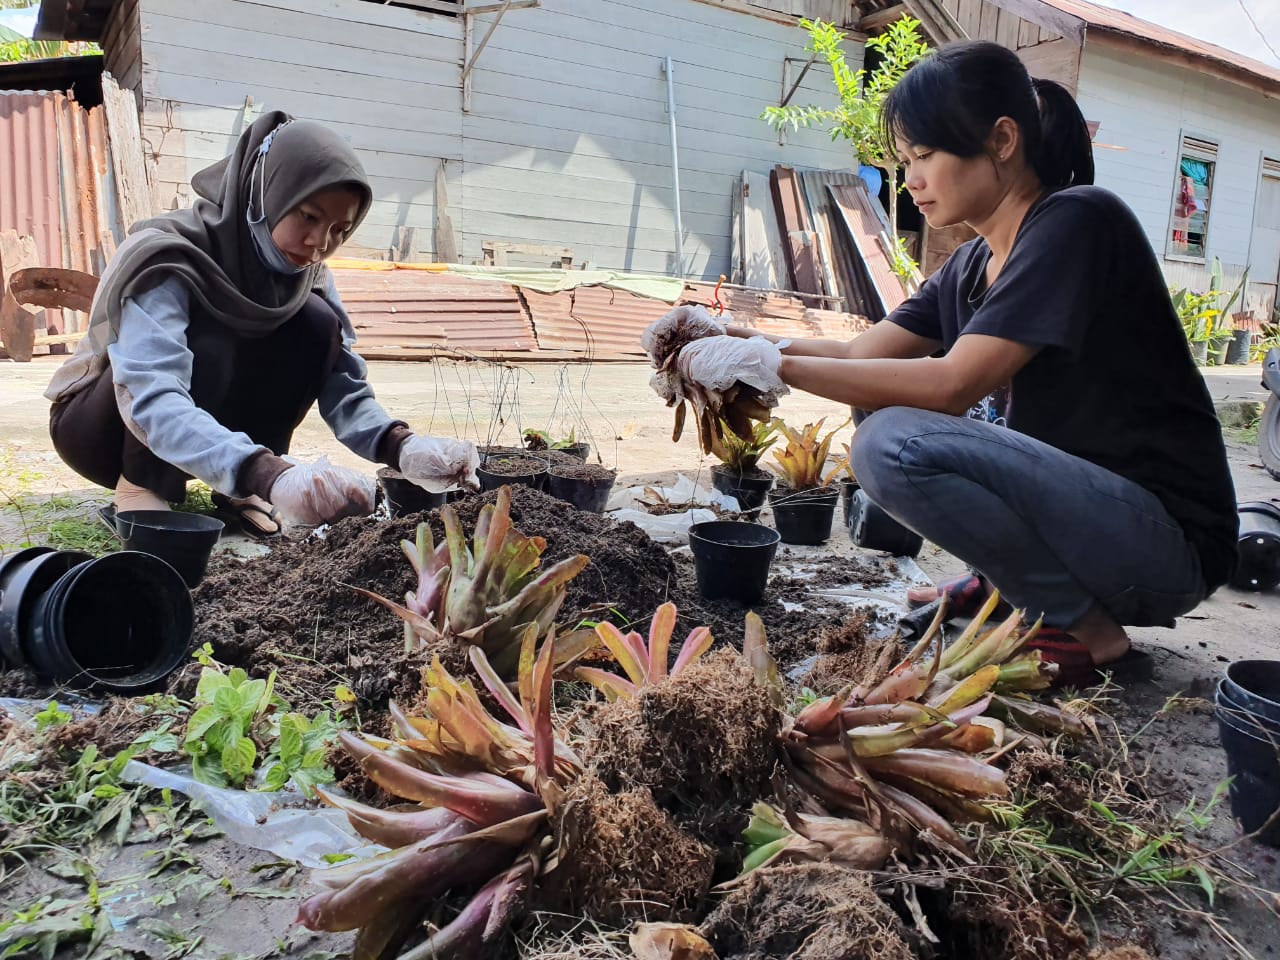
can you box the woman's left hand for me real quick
[398,435,480,491]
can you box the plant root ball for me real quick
[542,774,714,926]
[700,862,914,960]
[577,649,781,843]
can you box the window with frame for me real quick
[354,0,462,16]
[1168,134,1217,260]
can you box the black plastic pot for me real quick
[0,548,85,667]
[1227,329,1253,365]
[710,466,774,520]
[559,442,590,461]
[838,478,861,527]
[547,467,616,513]
[1215,701,1280,845]
[849,489,924,558]
[377,467,459,517]
[28,552,193,693]
[689,520,780,605]
[1221,661,1280,729]
[768,486,839,545]
[1232,501,1280,591]
[477,455,548,493]
[115,510,224,588]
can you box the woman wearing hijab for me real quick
[45,112,477,536]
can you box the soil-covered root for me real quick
[577,648,780,845]
[542,775,715,926]
[800,611,897,695]
[700,862,915,960]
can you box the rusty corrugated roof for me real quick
[330,266,537,358]
[1034,0,1280,94]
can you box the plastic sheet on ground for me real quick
[0,697,372,869]
[605,473,738,544]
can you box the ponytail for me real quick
[1031,78,1095,188]
[881,41,1095,192]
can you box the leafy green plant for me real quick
[762,16,930,273]
[183,665,278,788]
[522,426,579,451]
[260,712,339,795]
[770,416,850,490]
[32,702,71,732]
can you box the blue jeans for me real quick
[850,408,1205,628]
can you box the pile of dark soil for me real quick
[547,462,615,483]
[189,486,677,728]
[482,455,547,476]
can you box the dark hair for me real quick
[880,40,1094,189]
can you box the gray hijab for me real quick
[46,112,372,401]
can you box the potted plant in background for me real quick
[1173,287,1220,365]
[523,427,590,461]
[709,419,778,520]
[766,417,849,545]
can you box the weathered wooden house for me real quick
[26,0,1280,317]
[29,0,865,281]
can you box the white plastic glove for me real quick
[675,334,787,397]
[269,456,376,527]
[397,435,480,493]
[641,304,727,365]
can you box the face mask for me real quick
[245,123,308,275]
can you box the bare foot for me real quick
[1066,604,1130,665]
[115,475,170,513]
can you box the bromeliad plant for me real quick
[710,418,778,474]
[574,602,714,700]
[358,486,590,675]
[745,593,1085,869]
[770,417,850,491]
[298,627,579,959]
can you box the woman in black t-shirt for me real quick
[661,41,1237,685]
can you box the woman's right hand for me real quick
[268,456,375,526]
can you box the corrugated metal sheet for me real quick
[0,89,116,337]
[523,281,867,358]
[330,266,537,358]
[829,182,908,318]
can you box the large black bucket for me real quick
[477,455,547,493]
[115,510,224,588]
[1215,698,1280,846]
[1232,501,1280,591]
[28,552,193,693]
[768,486,839,545]
[689,520,780,604]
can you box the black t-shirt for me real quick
[889,185,1238,591]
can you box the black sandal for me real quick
[211,494,284,541]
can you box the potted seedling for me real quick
[766,417,849,545]
[546,459,617,513]
[709,419,778,520]
[477,451,549,492]
[523,426,590,462]
[1173,287,1220,366]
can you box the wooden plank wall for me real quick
[102,0,141,105]
[458,0,858,279]
[134,0,859,278]
[137,0,464,259]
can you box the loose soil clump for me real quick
[543,774,715,925]
[482,455,548,476]
[578,648,780,849]
[700,862,914,960]
[800,610,898,695]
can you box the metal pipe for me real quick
[663,56,685,278]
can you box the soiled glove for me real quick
[398,435,480,493]
[268,456,375,527]
[675,335,786,397]
[641,304,727,366]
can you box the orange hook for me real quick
[711,274,726,316]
